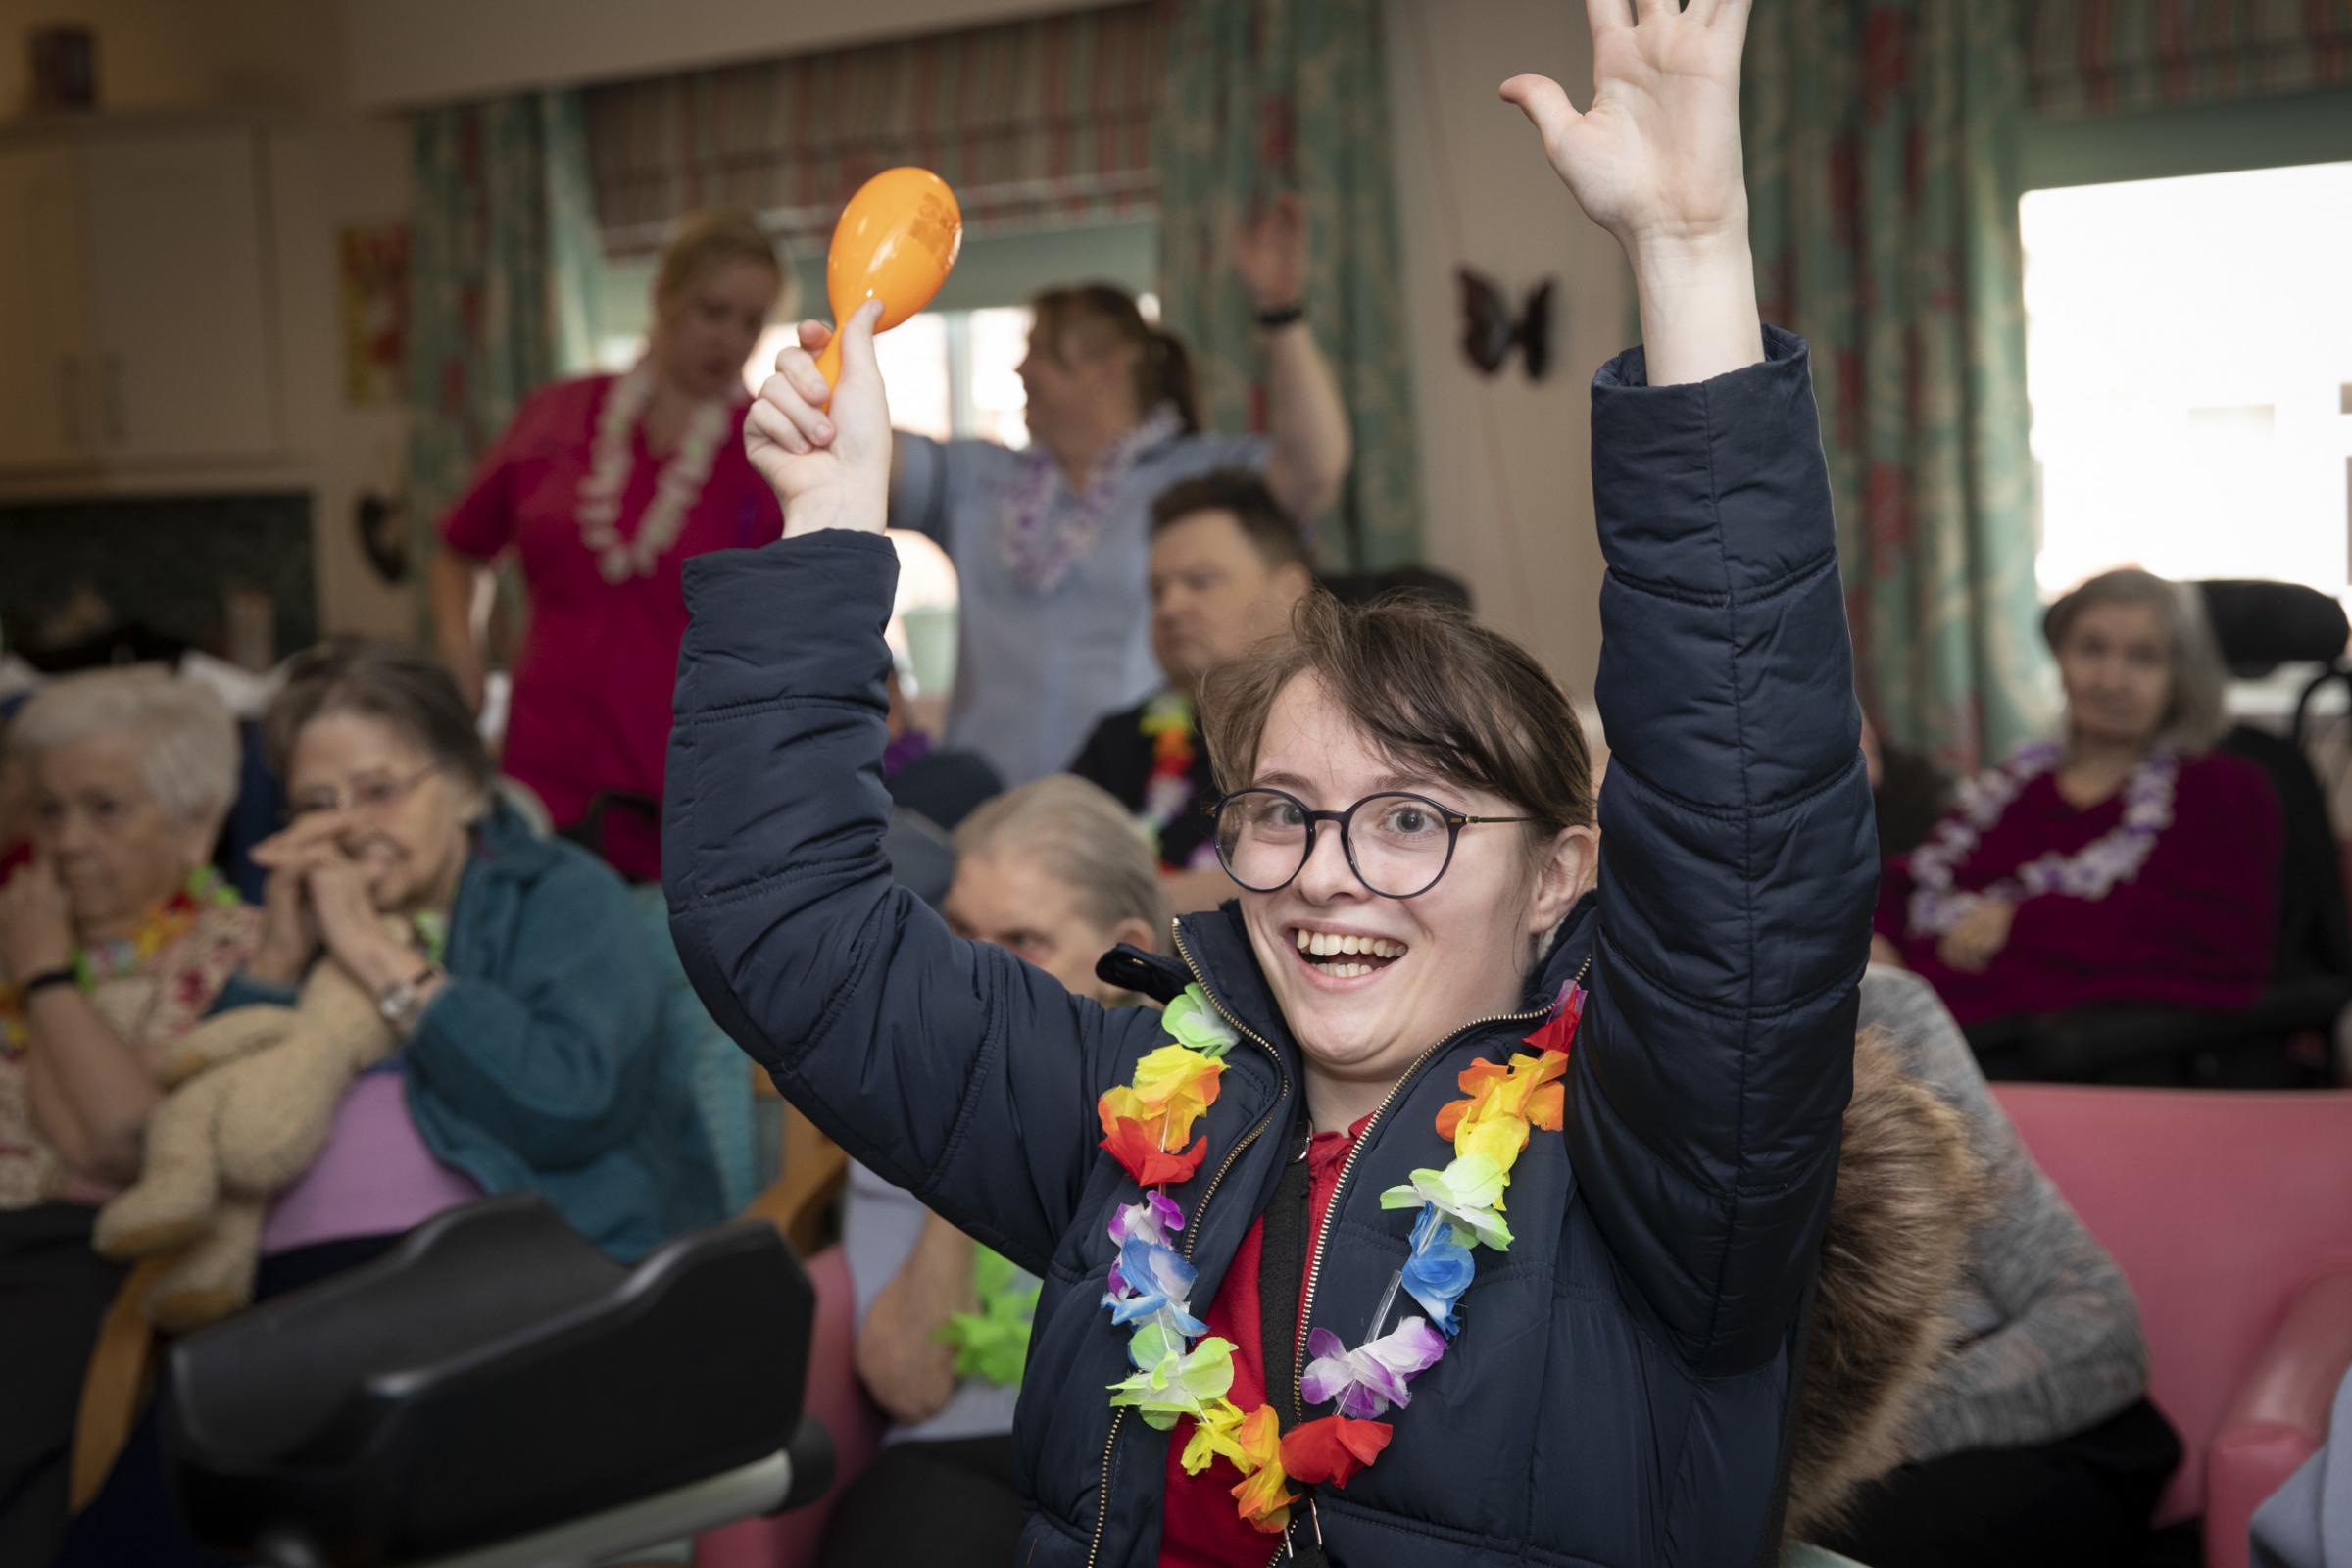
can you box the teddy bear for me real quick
[94,921,408,1331]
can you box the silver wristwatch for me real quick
[377,963,446,1036]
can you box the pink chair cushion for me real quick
[2204,1266,2352,1568]
[696,1246,888,1568]
[1989,1086,2352,1526]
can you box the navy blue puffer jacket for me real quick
[664,329,1876,1567]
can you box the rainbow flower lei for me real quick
[1095,979,1585,1533]
[1137,691,1215,870]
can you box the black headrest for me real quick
[165,1196,812,1566]
[2194,580,2350,676]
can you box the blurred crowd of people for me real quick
[0,156,2335,1568]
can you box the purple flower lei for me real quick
[1906,742,2180,937]
[998,404,1185,594]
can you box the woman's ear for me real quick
[1526,825,1597,939]
[180,813,230,872]
[455,782,495,834]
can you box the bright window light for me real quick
[2021,163,2352,604]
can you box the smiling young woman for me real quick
[664,3,1877,1564]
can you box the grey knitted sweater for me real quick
[1861,965,2154,1461]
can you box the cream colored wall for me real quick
[268,117,416,644]
[2,0,1638,666]
[0,0,323,115]
[0,0,415,643]
[1382,0,1629,707]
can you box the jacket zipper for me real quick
[1287,993,1553,1420]
[1266,954,1591,1566]
[1093,930,1590,1568]
[1083,920,1293,1568]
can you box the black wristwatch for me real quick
[20,966,78,998]
[1253,302,1306,330]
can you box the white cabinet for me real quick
[0,145,87,467]
[0,122,283,475]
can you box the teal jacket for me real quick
[217,804,723,1260]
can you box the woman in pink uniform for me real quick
[431,209,787,880]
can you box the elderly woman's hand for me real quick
[306,858,408,989]
[0,855,75,982]
[1936,898,2016,975]
[247,814,346,985]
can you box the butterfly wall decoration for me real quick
[1455,269,1555,380]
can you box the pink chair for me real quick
[695,1246,887,1568]
[708,1093,2352,1567]
[1991,1085,2352,1568]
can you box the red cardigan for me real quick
[1875,750,2281,1026]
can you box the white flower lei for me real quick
[1905,741,2180,937]
[576,367,735,583]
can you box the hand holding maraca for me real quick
[747,303,893,539]
[747,166,962,537]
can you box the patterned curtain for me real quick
[405,89,603,634]
[2028,0,2352,118]
[1154,0,1421,571]
[1744,0,2052,770]
[582,5,1165,254]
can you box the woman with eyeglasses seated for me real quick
[60,640,723,1567]
[668,5,1876,1563]
[0,671,257,1567]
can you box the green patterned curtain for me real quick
[406,90,603,634]
[2027,0,2352,118]
[1154,0,1420,570]
[1744,0,2052,770]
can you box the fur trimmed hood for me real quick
[1784,1026,1989,1541]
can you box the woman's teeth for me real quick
[1294,930,1406,978]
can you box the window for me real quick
[590,218,1159,709]
[2020,162,2352,605]
[593,216,1157,452]
[737,306,1037,448]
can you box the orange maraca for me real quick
[812,167,964,388]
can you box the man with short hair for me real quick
[1067,470,1313,914]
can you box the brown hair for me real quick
[1031,283,1198,432]
[1200,592,1596,848]
[1151,470,1308,571]
[2042,567,2229,754]
[655,207,783,309]
[265,640,495,795]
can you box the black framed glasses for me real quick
[1209,787,1537,900]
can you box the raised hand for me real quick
[1501,0,1749,253]
[247,811,357,983]
[1230,193,1309,311]
[746,302,893,538]
[0,854,74,982]
[1500,0,1760,384]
